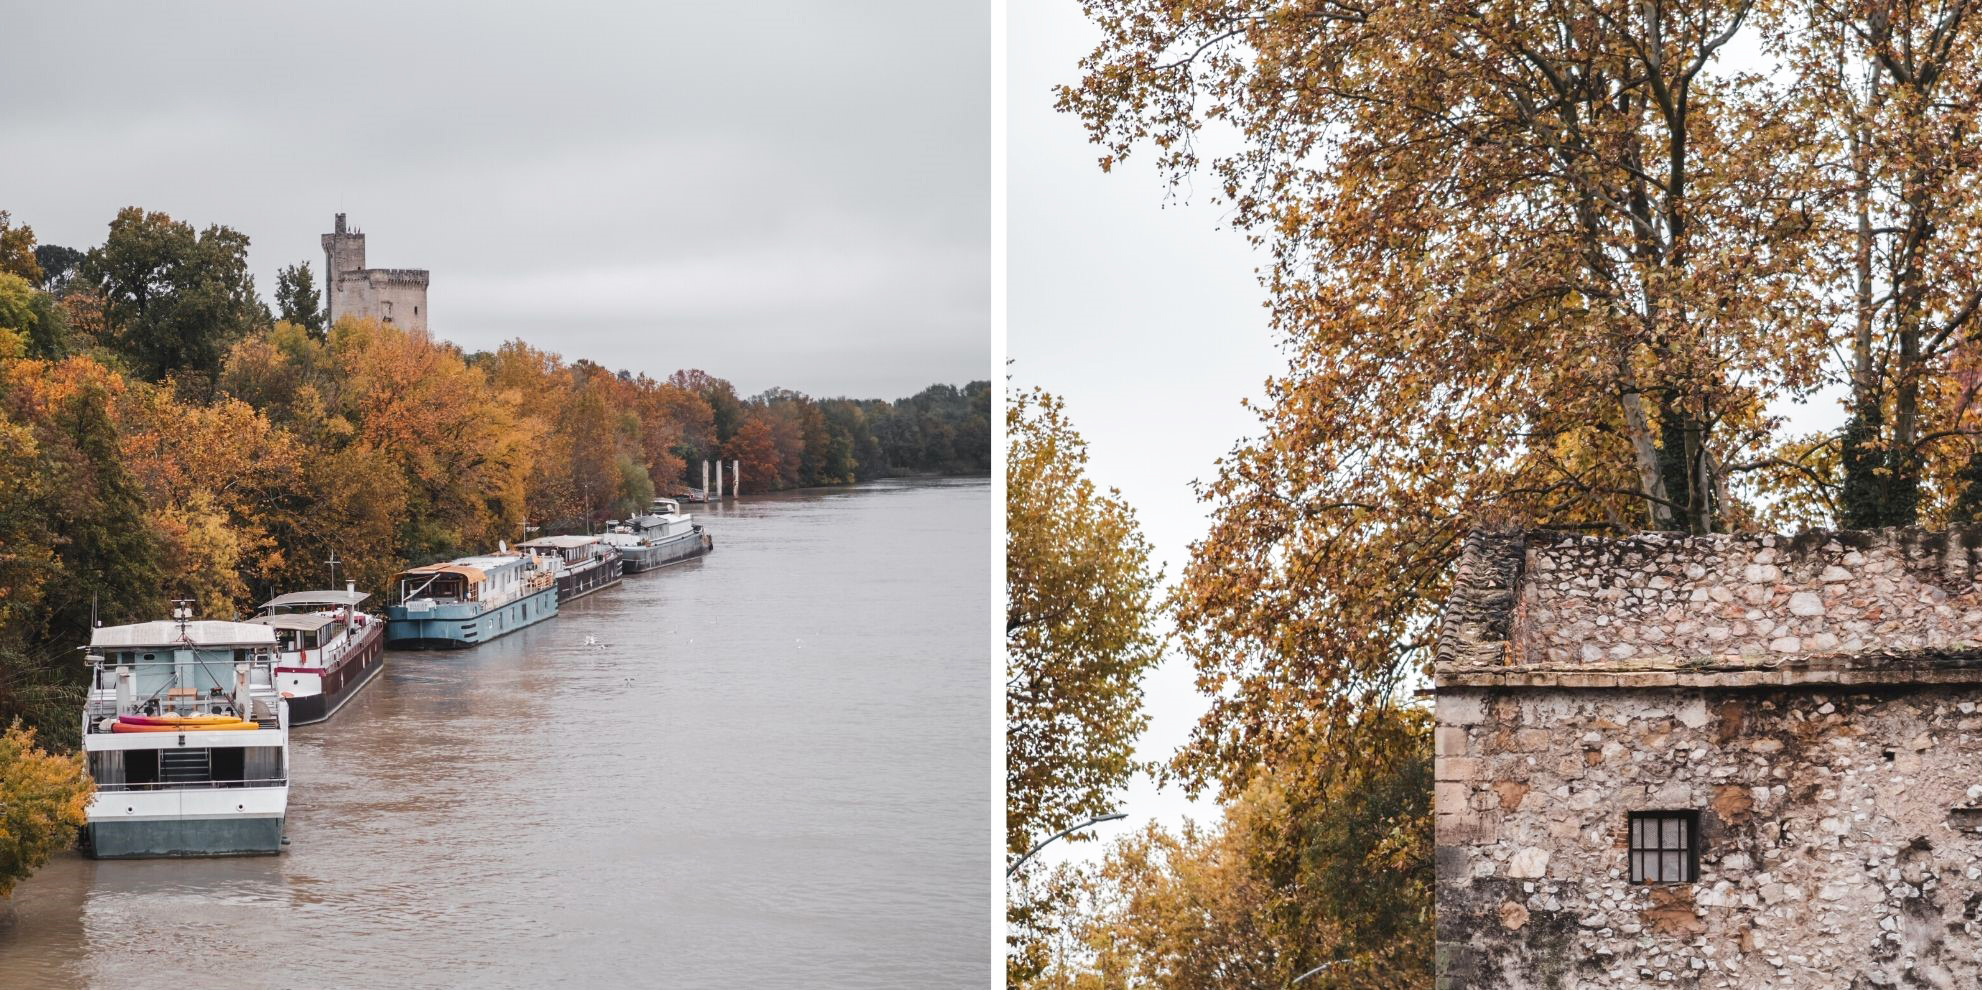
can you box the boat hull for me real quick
[85,786,287,858]
[557,554,625,602]
[620,532,715,573]
[385,586,557,649]
[280,622,387,725]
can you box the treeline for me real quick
[0,207,987,711]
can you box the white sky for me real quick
[1009,0,1279,865]
[0,1,988,401]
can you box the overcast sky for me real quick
[1,1,988,401]
[1010,1,1280,865]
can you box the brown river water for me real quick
[0,478,992,988]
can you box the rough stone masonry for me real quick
[1435,528,1982,989]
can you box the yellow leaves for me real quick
[1007,387,1165,860]
[1025,710,1433,990]
[0,721,92,898]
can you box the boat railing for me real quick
[291,617,375,668]
[95,776,289,793]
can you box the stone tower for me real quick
[320,213,429,332]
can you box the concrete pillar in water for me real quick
[702,459,710,501]
[715,458,723,500]
[732,459,741,497]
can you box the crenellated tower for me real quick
[320,213,428,332]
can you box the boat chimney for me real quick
[116,664,134,713]
[347,579,356,593]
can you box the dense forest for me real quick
[0,206,987,735]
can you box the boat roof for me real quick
[244,613,341,632]
[262,589,368,609]
[517,535,600,548]
[91,620,278,649]
[397,562,490,582]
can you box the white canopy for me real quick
[90,620,278,649]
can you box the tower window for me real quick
[413,305,419,315]
[1629,811,1699,884]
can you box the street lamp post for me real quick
[1006,812,1127,877]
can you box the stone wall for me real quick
[1515,529,1982,667]
[1437,684,1982,990]
[345,269,428,334]
[1438,529,1982,690]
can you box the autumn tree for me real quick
[633,377,713,490]
[274,260,325,338]
[331,318,535,560]
[1046,4,1872,986]
[1758,1,1982,526]
[1064,1,1833,537]
[672,369,745,447]
[0,212,40,284]
[0,273,70,360]
[79,207,269,386]
[1029,710,1432,990]
[1006,388,1163,847]
[0,722,93,898]
[118,386,307,614]
[0,358,163,656]
[721,414,781,494]
[0,416,54,646]
[1007,387,1163,984]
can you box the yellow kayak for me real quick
[113,715,260,732]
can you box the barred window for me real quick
[1629,811,1698,884]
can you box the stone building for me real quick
[1435,528,1982,989]
[320,213,428,332]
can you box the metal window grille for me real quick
[1629,811,1698,883]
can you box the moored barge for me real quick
[602,497,715,572]
[248,586,386,725]
[386,552,558,649]
[516,534,624,600]
[81,612,290,858]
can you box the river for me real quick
[0,477,991,988]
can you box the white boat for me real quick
[80,610,289,858]
[601,498,715,572]
[247,585,386,725]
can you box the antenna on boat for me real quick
[326,550,341,590]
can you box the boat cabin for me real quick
[248,589,372,658]
[516,534,607,566]
[85,620,279,725]
[393,555,531,605]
